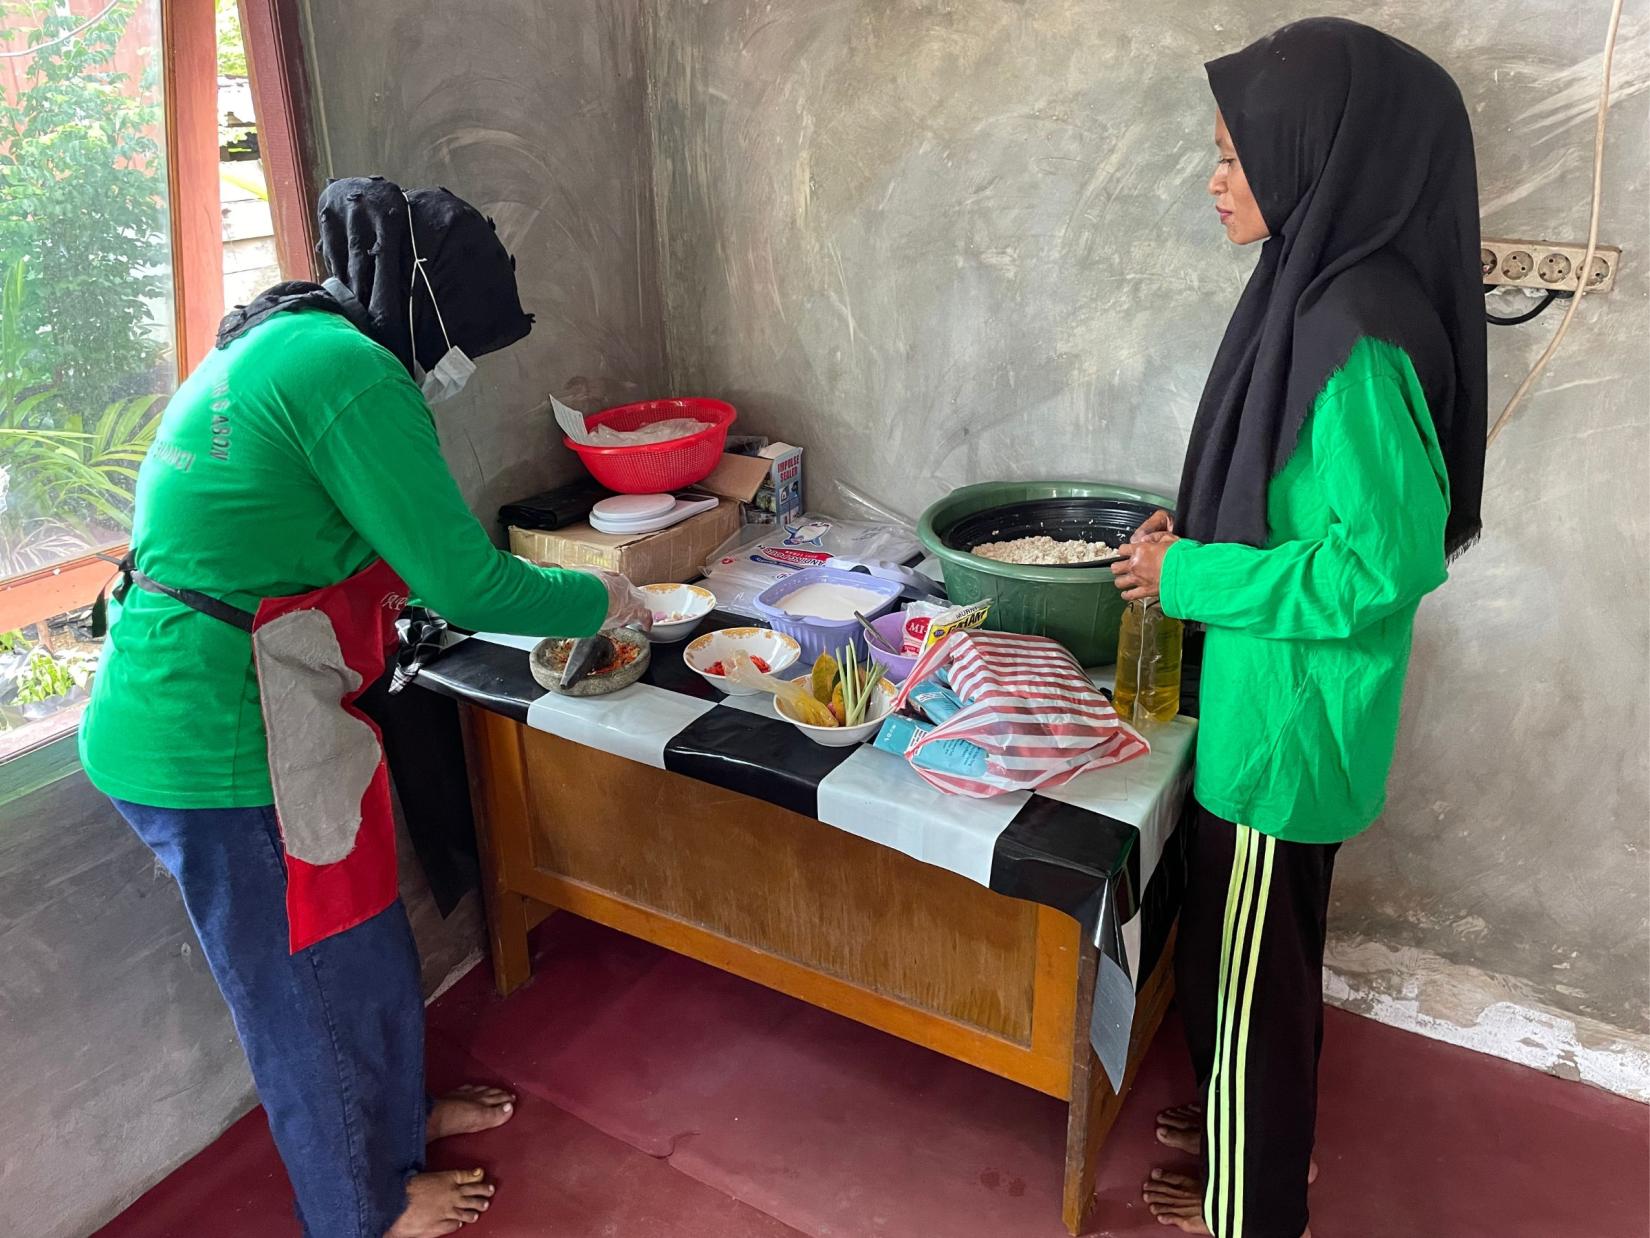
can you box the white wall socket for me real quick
[1481,237,1620,294]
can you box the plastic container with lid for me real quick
[752,567,903,665]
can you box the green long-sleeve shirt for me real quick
[1159,337,1450,843]
[80,308,607,808]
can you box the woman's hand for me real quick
[1131,509,1175,540]
[1111,534,1178,602]
[587,569,654,633]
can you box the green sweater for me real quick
[80,309,608,809]
[1160,337,1450,843]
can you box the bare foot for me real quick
[386,1168,494,1237]
[1154,1101,1318,1183]
[427,1085,516,1142]
[1155,1103,1203,1155]
[1141,1168,1314,1237]
[1142,1168,1211,1234]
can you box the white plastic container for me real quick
[752,566,902,664]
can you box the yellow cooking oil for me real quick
[1113,599,1182,727]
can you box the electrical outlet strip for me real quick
[1481,237,1620,294]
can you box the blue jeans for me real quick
[114,800,426,1238]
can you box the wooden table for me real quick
[458,704,1175,1235]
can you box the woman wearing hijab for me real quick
[1110,20,1485,1238]
[81,176,651,1237]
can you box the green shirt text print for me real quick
[1159,337,1450,844]
[80,309,607,809]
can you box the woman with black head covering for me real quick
[81,177,651,1236]
[1108,20,1485,1237]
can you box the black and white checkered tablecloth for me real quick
[415,611,1197,1086]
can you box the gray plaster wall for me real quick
[1,775,251,1238]
[644,2,1650,1080]
[299,0,668,519]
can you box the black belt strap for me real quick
[92,553,256,636]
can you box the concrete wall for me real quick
[644,2,1650,1092]
[1,775,251,1238]
[300,0,667,521]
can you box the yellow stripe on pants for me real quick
[1203,826,1249,1228]
[1231,833,1277,1237]
[1204,826,1277,1238]
[1205,825,1262,1234]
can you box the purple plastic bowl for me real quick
[869,611,919,683]
[752,567,903,665]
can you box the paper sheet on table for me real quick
[1039,715,1196,896]
[1088,888,1136,1091]
[1092,950,1136,1091]
[469,632,719,767]
[815,745,1028,888]
[470,631,541,653]
[525,681,716,770]
[1122,913,1144,988]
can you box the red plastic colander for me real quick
[564,398,736,494]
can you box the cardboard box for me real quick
[508,499,741,585]
[699,442,804,524]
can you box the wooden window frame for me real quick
[237,0,321,280]
[167,0,223,376]
[0,0,319,638]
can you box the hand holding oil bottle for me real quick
[1111,509,1183,728]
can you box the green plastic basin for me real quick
[916,481,1174,667]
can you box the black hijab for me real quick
[216,176,534,375]
[1175,18,1486,559]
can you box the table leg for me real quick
[485,889,533,997]
[1061,924,1178,1235]
[458,704,537,997]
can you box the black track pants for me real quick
[1175,804,1339,1238]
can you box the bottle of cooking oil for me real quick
[1113,599,1182,727]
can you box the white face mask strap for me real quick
[405,196,453,363]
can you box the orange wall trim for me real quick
[0,552,123,634]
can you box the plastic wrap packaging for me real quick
[701,513,922,617]
[832,479,919,529]
[888,630,1149,797]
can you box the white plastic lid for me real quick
[592,493,675,523]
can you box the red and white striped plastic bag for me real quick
[890,630,1149,797]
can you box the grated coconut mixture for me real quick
[970,535,1116,565]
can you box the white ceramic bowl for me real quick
[638,583,717,643]
[776,682,897,747]
[683,626,801,695]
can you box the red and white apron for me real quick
[102,555,408,952]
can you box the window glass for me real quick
[0,2,280,757]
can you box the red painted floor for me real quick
[98,914,1648,1238]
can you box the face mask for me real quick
[415,347,476,405]
[405,195,475,405]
